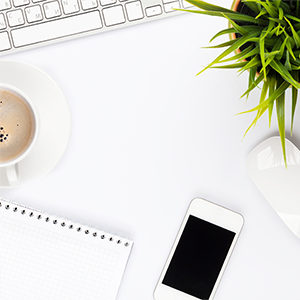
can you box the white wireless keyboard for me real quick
[0,0,190,55]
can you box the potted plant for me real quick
[181,0,300,165]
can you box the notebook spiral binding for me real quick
[0,199,130,247]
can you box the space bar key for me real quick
[11,11,102,48]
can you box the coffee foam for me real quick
[0,89,35,164]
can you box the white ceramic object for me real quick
[246,136,300,239]
[0,83,40,186]
[0,60,71,188]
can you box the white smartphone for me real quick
[154,197,244,300]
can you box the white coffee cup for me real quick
[0,83,39,186]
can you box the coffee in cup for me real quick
[0,88,36,163]
[0,85,38,186]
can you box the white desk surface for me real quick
[1,0,300,298]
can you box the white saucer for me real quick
[0,60,71,188]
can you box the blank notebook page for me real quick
[0,198,133,300]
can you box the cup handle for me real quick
[6,164,19,186]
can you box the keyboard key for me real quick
[145,5,161,17]
[25,5,43,22]
[102,5,125,26]
[0,12,6,28]
[7,9,25,26]
[61,0,79,14]
[164,1,180,13]
[11,11,102,47]
[100,0,116,5]
[182,0,192,8]
[12,0,29,7]
[43,1,61,18]
[125,1,143,21]
[0,31,11,51]
[0,0,11,10]
[80,0,97,10]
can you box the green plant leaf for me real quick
[269,59,300,89]
[239,80,290,113]
[253,77,269,127]
[268,74,276,127]
[210,25,263,43]
[284,16,300,48]
[291,86,298,134]
[260,30,267,79]
[177,9,268,25]
[255,8,267,19]
[239,55,261,72]
[211,62,248,68]
[265,50,280,58]
[243,0,261,15]
[260,77,269,103]
[218,45,255,63]
[279,1,291,14]
[276,91,287,167]
[268,17,287,26]
[242,37,260,43]
[279,7,283,19]
[241,70,266,98]
[197,31,261,75]
[257,52,278,74]
[276,36,288,60]
[269,36,283,54]
[223,13,249,36]
[209,27,237,42]
[284,37,296,59]
[274,0,281,9]
[248,66,257,92]
[243,105,268,137]
[237,47,260,61]
[291,71,299,135]
[203,39,236,48]
[285,14,300,23]
[251,0,277,18]
[284,50,292,71]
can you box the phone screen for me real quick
[162,215,236,299]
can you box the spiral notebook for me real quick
[0,197,133,300]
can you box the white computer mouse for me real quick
[246,136,300,239]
